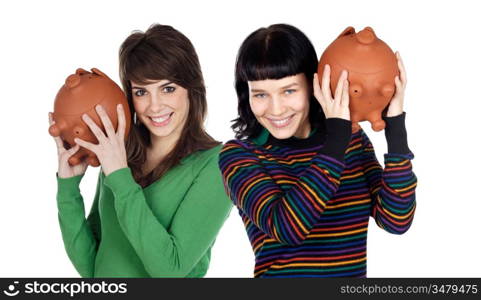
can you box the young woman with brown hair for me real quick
[50,24,232,277]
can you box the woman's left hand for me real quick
[74,104,128,176]
[386,51,407,117]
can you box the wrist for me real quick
[102,162,128,177]
[57,170,83,179]
[386,106,403,117]
[56,172,84,198]
[382,112,411,154]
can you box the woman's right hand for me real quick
[313,64,351,121]
[49,112,88,178]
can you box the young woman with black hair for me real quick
[50,24,232,277]
[219,24,416,277]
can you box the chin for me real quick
[264,123,300,140]
[142,119,176,138]
[149,128,175,138]
[262,115,302,140]
[269,129,296,140]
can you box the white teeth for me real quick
[270,116,292,126]
[273,119,289,125]
[150,114,171,123]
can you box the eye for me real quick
[133,89,147,97]
[284,89,296,95]
[253,93,267,99]
[162,86,176,93]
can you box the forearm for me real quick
[371,153,417,234]
[362,114,417,234]
[56,174,98,277]
[383,111,411,155]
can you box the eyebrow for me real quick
[280,83,299,89]
[250,82,299,93]
[131,81,174,89]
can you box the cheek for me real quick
[290,93,310,114]
[133,100,147,115]
[169,90,190,124]
[175,93,189,116]
[250,99,267,117]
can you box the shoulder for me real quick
[222,138,255,150]
[218,138,263,164]
[218,139,267,175]
[220,138,260,156]
[183,144,224,176]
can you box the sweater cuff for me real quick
[383,112,411,154]
[56,173,84,198]
[319,118,352,162]
[103,167,138,196]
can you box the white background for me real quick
[1,0,480,277]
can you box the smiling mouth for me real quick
[267,114,295,128]
[149,112,173,126]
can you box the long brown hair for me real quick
[119,24,219,187]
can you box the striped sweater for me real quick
[218,112,416,277]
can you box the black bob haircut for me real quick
[232,23,325,139]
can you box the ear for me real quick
[91,68,107,77]
[75,68,89,75]
[337,26,355,38]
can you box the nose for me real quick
[147,93,165,113]
[269,95,287,116]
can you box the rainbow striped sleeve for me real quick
[360,130,417,234]
[219,140,346,245]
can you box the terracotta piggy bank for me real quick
[318,26,399,132]
[49,68,131,167]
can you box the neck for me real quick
[148,130,181,161]
[293,119,311,139]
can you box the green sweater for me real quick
[56,144,232,278]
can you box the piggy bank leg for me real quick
[68,152,84,166]
[86,155,100,167]
[352,122,361,133]
[371,119,385,132]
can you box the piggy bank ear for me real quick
[75,68,89,75]
[337,26,355,38]
[91,68,107,77]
